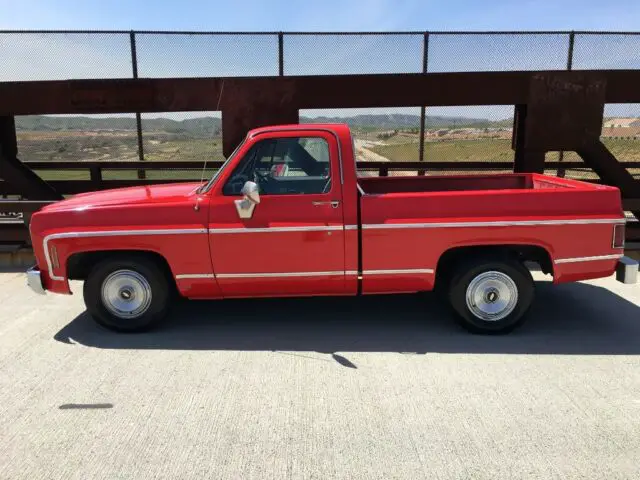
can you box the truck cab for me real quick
[27,123,637,334]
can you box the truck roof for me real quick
[248,123,351,137]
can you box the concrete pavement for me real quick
[1,271,640,479]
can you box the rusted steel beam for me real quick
[3,70,639,116]
[627,224,640,241]
[623,199,640,211]
[21,160,640,172]
[525,72,606,151]
[0,116,18,158]
[0,179,182,195]
[577,140,640,220]
[514,151,545,174]
[222,100,298,157]
[512,104,527,172]
[576,141,640,194]
[0,116,62,200]
[0,224,31,242]
[0,200,54,212]
[25,161,225,169]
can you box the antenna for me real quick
[199,79,225,187]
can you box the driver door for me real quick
[207,130,346,298]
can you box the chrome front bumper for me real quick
[27,266,46,295]
[616,256,639,284]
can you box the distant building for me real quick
[603,118,640,128]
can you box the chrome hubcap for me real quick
[101,269,152,319]
[465,271,518,321]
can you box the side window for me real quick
[223,137,331,195]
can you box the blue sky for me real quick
[1,0,639,31]
[0,0,638,119]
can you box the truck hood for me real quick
[41,182,203,212]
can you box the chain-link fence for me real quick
[2,30,639,180]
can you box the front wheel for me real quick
[83,256,172,332]
[447,256,534,334]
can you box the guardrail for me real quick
[1,160,638,248]
[1,160,638,196]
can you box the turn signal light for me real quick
[613,224,625,249]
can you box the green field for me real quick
[370,138,513,162]
[17,131,640,184]
[19,132,223,182]
[369,138,640,162]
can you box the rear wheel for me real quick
[83,256,172,332]
[447,256,534,334]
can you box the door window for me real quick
[223,137,331,196]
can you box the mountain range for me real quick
[14,114,512,136]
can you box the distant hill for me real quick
[304,114,509,129]
[15,115,223,137]
[15,114,511,134]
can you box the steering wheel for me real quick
[253,169,271,187]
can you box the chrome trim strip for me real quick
[357,183,365,195]
[216,271,345,279]
[214,269,434,279]
[43,228,208,281]
[362,218,625,230]
[210,225,343,234]
[175,274,216,280]
[554,254,624,264]
[344,225,358,231]
[364,268,434,275]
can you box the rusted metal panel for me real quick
[0,179,181,195]
[21,160,640,171]
[0,200,53,213]
[576,141,640,194]
[514,151,545,174]
[0,116,62,200]
[623,199,640,210]
[576,140,640,220]
[24,160,225,170]
[219,78,299,155]
[2,71,640,117]
[525,72,606,151]
[0,224,30,243]
[627,224,640,241]
[0,72,539,115]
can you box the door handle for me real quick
[312,201,340,208]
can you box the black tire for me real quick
[447,255,534,334]
[83,255,172,332]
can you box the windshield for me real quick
[197,137,247,194]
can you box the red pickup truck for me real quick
[27,123,637,334]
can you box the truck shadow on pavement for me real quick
[54,281,640,355]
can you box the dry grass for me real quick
[16,131,640,183]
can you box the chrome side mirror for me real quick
[234,181,260,219]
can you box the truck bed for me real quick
[359,173,580,194]
[358,172,621,226]
[357,172,624,293]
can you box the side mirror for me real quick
[234,181,260,219]
[241,181,260,204]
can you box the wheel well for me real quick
[435,244,553,287]
[67,250,175,285]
